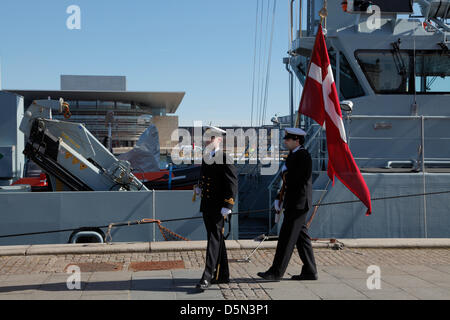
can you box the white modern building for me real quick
[6,75,185,154]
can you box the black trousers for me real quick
[269,208,317,278]
[201,210,229,281]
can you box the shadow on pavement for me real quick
[0,278,218,295]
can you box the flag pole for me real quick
[319,0,328,28]
[295,1,328,129]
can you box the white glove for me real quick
[275,213,281,224]
[221,207,232,218]
[195,186,201,195]
[274,199,282,212]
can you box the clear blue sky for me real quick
[0,0,296,127]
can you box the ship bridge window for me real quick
[330,52,365,99]
[295,48,365,99]
[356,50,413,93]
[415,52,450,93]
[356,50,450,94]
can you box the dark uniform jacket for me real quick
[277,146,312,212]
[199,151,238,213]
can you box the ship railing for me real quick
[292,114,450,172]
[265,112,450,232]
[345,114,450,170]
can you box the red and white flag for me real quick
[299,25,372,216]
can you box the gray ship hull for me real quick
[0,190,239,245]
[308,172,450,238]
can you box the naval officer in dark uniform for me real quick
[196,126,238,290]
[258,128,318,281]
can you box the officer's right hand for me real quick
[195,186,201,195]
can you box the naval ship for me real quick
[273,0,450,238]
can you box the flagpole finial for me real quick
[319,0,328,29]
[319,8,328,20]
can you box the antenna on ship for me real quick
[412,36,418,116]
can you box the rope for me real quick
[255,0,266,128]
[105,218,189,243]
[1,189,450,240]
[260,0,277,126]
[250,0,260,127]
[105,219,161,244]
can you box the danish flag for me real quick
[299,25,372,215]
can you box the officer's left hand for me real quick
[275,213,281,224]
[274,199,283,212]
[221,208,232,218]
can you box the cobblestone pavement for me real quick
[0,248,449,300]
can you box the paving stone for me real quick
[363,290,419,300]
[429,265,450,275]
[320,265,370,279]
[382,275,438,288]
[0,293,37,300]
[80,293,130,300]
[85,279,131,292]
[88,271,133,281]
[341,278,403,292]
[27,291,84,300]
[401,287,450,300]
[262,284,320,300]
[303,283,369,300]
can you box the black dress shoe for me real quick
[257,271,281,281]
[195,279,211,290]
[291,273,318,281]
[211,278,230,284]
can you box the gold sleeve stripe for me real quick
[224,198,235,205]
